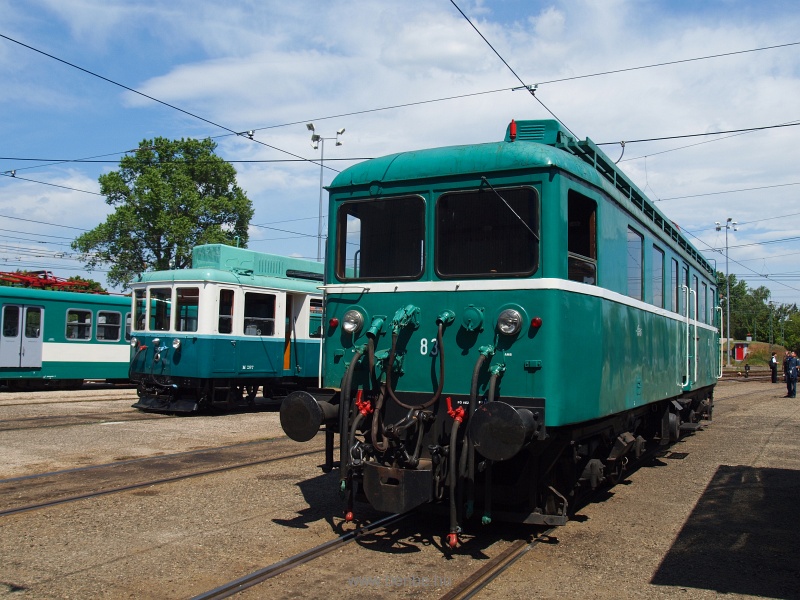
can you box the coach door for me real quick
[0,304,43,368]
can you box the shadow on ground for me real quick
[651,465,800,599]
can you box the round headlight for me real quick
[130,336,138,347]
[342,310,364,334]
[172,338,181,350]
[497,309,522,336]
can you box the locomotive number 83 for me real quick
[280,119,719,547]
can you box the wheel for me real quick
[668,412,680,442]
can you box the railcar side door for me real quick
[0,304,43,368]
[21,306,43,367]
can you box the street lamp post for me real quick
[715,218,737,367]
[769,300,774,354]
[306,123,344,262]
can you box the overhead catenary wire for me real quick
[447,0,577,138]
[0,32,336,174]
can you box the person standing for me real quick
[771,352,778,383]
[786,351,799,398]
[784,351,791,395]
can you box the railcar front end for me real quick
[129,245,323,413]
[279,120,719,545]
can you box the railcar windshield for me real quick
[335,196,425,280]
[150,288,172,331]
[436,186,539,277]
[176,287,199,332]
[133,289,146,331]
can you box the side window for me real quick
[133,290,146,331]
[626,227,643,300]
[681,265,689,315]
[150,288,172,331]
[309,298,323,338]
[244,292,275,336]
[25,307,41,339]
[66,309,92,340]
[568,190,597,285]
[96,311,121,341]
[218,289,234,334]
[125,313,132,341]
[176,287,199,332]
[652,245,664,308]
[700,282,707,324]
[692,275,699,320]
[671,259,679,313]
[3,306,20,337]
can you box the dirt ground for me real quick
[0,380,798,599]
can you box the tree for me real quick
[72,137,253,289]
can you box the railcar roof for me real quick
[133,268,322,293]
[0,286,130,305]
[328,119,713,276]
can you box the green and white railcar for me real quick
[0,286,131,389]
[280,120,720,545]
[129,244,323,412]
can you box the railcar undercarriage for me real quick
[281,382,714,547]
[131,375,314,413]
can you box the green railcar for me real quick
[128,244,323,412]
[0,286,131,389]
[280,120,720,545]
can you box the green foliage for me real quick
[66,276,106,293]
[716,271,799,351]
[72,137,253,289]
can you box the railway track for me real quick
[438,530,556,600]
[0,440,323,517]
[0,410,171,432]
[192,512,410,600]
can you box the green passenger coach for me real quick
[279,120,720,546]
[0,286,131,389]
[129,244,323,412]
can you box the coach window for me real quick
[66,309,92,340]
[671,259,679,313]
[700,282,708,324]
[309,298,323,338]
[567,190,597,284]
[681,265,689,315]
[3,306,19,337]
[692,275,699,320]
[437,186,539,277]
[244,292,275,336]
[218,289,234,334]
[150,288,172,331]
[336,196,425,280]
[25,307,41,339]
[96,311,121,341]
[627,227,643,300]
[176,287,199,332]
[652,245,664,308]
[133,290,146,331]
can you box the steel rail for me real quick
[0,448,322,517]
[0,412,170,432]
[191,512,409,600]
[439,530,556,600]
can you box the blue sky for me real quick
[1,0,799,306]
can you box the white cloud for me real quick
[2,0,800,297]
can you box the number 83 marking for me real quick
[420,338,439,356]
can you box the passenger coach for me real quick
[0,286,131,389]
[280,119,720,545]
